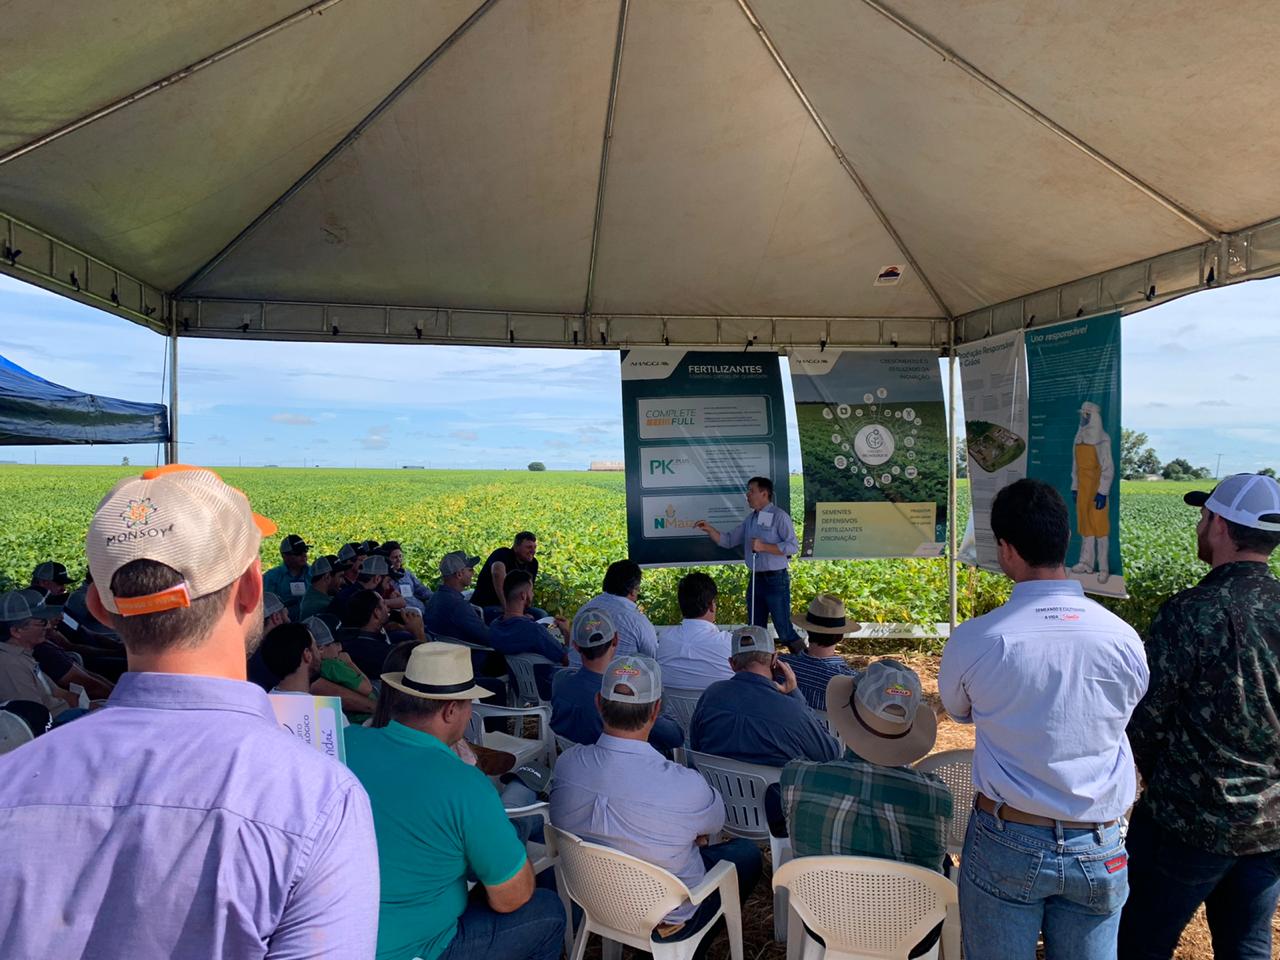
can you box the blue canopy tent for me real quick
[0,354,168,446]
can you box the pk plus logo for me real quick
[648,458,676,475]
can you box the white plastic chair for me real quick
[546,824,744,960]
[554,732,578,756]
[467,702,553,767]
[914,749,974,857]
[686,750,781,844]
[811,709,846,751]
[772,855,960,960]
[505,652,556,707]
[661,686,703,738]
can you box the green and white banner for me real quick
[789,349,947,559]
[621,350,790,566]
[1026,312,1126,597]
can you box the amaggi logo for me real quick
[120,498,159,528]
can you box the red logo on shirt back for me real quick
[1105,855,1127,874]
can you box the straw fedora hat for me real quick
[826,659,936,767]
[381,643,492,700]
[792,594,861,638]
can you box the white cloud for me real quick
[450,430,479,443]
[358,425,390,450]
[271,412,317,426]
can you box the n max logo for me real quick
[648,459,675,475]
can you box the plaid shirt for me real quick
[781,749,952,871]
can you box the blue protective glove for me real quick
[1094,493,1108,510]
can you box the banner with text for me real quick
[1026,312,1126,597]
[789,349,947,559]
[622,350,790,566]
[958,330,1029,572]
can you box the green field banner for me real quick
[788,349,947,559]
[620,350,791,567]
[957,330,1029,572]
[1026,311,1127,597]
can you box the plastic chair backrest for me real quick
[773,855,956,959]
[545,825,691,937]
[554,733,577,756]
[505,652,553,706]
[686,750,781,841]
[661,686,702,737]
[915,749,975,855]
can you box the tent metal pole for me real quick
[947,342,959,630]
[167,319,179,465]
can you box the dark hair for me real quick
[107,560,236,653]
[343,589,382,629]
[381,541,402,553]
[503,569,534,602]
[602,559,642,597]
[514,532,536,546]
[580,636,615,663]
[989,479,1069,568]
[731,650,773,672]
[1224,517,1280,556]
[260,622,314,679]
[600,695,654,731]
[677,572,718,619]
[747,476,774,500]
[370,640,419,728]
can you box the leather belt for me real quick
[975,793,1118,830]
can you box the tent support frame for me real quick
[166,315,179,465]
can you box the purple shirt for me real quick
[0,672,378,959]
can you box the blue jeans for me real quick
[437,887,565,960]
[959,808,1128,960]
[1118,802,1280,959]
[748,569,799,644]
[651,838,763,960]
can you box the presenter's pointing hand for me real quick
[694,520,714,533]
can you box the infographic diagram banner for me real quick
[1026,312,1126,597]
[621,350,790,566]
[789,349,947,559]
[958,331,1029,572]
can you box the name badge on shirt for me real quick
[758,511,775,529]
[399,583,413,598]
[289,581,307,597]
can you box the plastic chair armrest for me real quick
[686,858,737,905]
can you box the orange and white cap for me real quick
[86,465,277,617]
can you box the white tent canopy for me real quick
[3,0,1280,351]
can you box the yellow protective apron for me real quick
[1074,443,1110,537]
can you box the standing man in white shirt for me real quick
[939,478,1148,960]
[695,476,802,651]
[656,572,733,691]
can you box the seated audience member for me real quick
[347,643,564,960]
[551,655,760,953]
[656,572,733,691]
[30,561,73,599]
[569,559,658,667]
[263,591,290,630]
[0,592,74,721]
[423,551,491,648]
[338,589,398,681]
[779,595,862,711]
[551,608,684,751]
[30,564,126,680]
[774,661,951,959]
[690,626,839,766]
[259,622,354,728]
[0,700,52,755]
[305,616,377,716]
[384,541,433,613]
[298,555,342,621]
[332,554,394,619]
[470,532,542,623]
[10,589,116,699]
[262,534,311,619]
[62,572,122,646]
[336,543,364,585]
[486,571,569,699]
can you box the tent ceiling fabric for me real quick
[1,0,1278,349]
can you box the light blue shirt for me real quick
[568,592,659,668]
[657,619,733,691]
[718,502,798,571]
[939,579,1148,822]
[550,734,724,921]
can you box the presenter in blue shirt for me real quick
[695,476,802,650]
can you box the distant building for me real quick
[401,465,425,469]
[589,460,624,472]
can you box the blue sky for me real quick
[0,273,1276,473]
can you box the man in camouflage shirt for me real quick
[1120,473,1280,960]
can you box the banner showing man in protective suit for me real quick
[1070,401,1114,583]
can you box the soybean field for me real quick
[0,466,1268,646]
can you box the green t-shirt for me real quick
[320,656,365,692]
[298,586,332,621]
[345,722,527,960]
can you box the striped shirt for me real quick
[781,749,952,871]
[778,652,860,711]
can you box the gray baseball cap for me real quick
[359,555,390,577]
[0,590,53,624]
[601,655,662,704]
[572,607,617,649]
[309,556,335,579]
[262,592,285,619]
[336,544,360,564]
[303,616,338,647]
[439,551,480,577]
[731,625,774,656]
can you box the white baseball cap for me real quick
[86,465,277,617]
[1185,473,1280,532]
